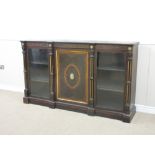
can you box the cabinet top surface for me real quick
[21,40,139,45]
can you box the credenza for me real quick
[21,41,138,122]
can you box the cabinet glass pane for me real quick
[96,52,126,111]
[97,70,124,92]
[97,90,124,111]
[29,48,48,65]
[30,81,49,98]
[97,52,125,70]
[28,48,49,99]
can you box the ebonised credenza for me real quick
[21,41,138,122]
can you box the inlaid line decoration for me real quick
[56,49,89,104]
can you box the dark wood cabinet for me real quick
[21,41,138,122]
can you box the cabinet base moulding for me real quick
[23,96,136,123]
[23,97,55,108]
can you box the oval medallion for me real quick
[64,64,80,89]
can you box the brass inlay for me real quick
[50,78,53,95]
[127,61,130,79]
[129,61,132,80]
[126,59,132,104]
[90,58,92,77]
[127,60,131,81]
[126,84,131,104]
[91,80,94,99]
[56,50,59,99]
[127,60,132,80]
[129,84,131,103]
[126,84,129,103]
[90,57,94,100]
[50,55,52,74]
[58,98,88,104]
[56,49,89,104]
[49,55,53,95]
[64,64,81,89]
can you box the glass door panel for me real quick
[96,52,126,111]
[97,90,124,111]
[28,48,49,99]
[97,52,125,70]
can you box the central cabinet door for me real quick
[56,49,89,104]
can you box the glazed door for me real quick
[27,47,50,99]
[56,49,89,104]
[95,51,127,111]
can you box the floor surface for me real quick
[0,90,155,134]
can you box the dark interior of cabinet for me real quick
[28,48,50,99]
[96,52,126,111]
